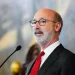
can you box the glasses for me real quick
[29,18,56,26]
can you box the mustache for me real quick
[34,29,43,34]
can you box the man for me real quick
[26,8,75,75]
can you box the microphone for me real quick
[0,45,22,68]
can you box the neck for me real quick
[41,36,59,50]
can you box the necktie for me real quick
[30,51,45,75]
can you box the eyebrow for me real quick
[33,18,46,21]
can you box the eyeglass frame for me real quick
[29,18,57,26]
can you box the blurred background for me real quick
[0,0,75,75]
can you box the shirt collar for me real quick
[41,41,60,56]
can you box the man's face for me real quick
[32,9,56,44]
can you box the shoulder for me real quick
[57,44,75,65]
[60,54,75,75]
[65,54,75,64]
[59,44,74,57]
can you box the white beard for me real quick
[34,30,55,45]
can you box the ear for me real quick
[54,22,61,32]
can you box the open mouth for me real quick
[34,31,43,37]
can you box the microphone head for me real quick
[15,45,22,51]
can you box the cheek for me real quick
[42,25,54,32]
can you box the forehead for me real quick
[34,9,55,20]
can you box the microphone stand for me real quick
[0,45,21,68]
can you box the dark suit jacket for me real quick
[26,44,75,75]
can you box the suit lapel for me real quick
[26,59,35,75]
[38,44,63,75]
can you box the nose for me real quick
[34,22,40,29]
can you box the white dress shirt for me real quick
[40,41,60,67]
